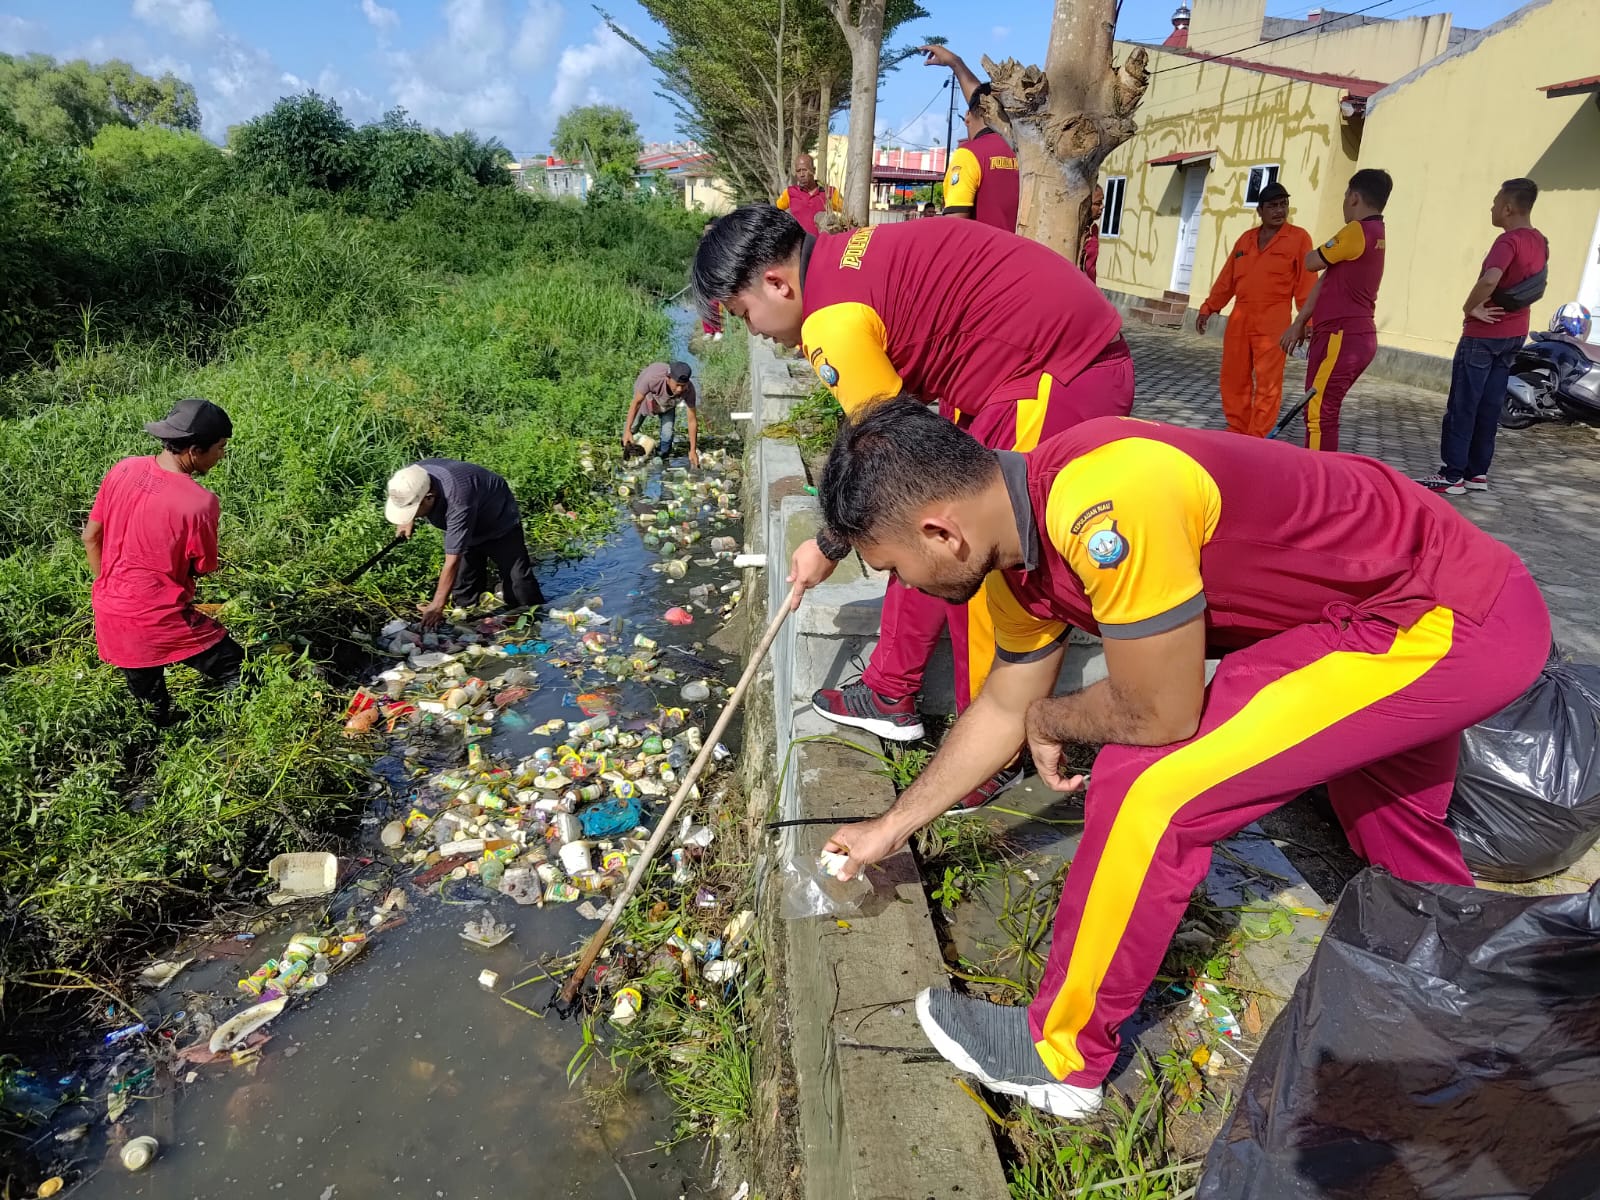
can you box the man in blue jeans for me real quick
[1419,178,1547,496]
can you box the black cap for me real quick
[144,397,232,444]
[667,361,692,383]
[1258,182,1290,204]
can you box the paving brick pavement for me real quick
[1122,324,1600,661]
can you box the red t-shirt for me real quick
[89,456,226,669]
[1463,227,1546,340]
[798,220,1123,419]
[776,184,840,235]
[983,417,1516,663]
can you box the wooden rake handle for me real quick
[557,580,802,1008]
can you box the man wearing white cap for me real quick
[385,458,544,629]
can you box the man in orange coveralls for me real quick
[1195,182,1314,437]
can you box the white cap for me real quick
[385,465,430,525]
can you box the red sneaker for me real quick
[947,760,1026,812]
[811,680,925,741]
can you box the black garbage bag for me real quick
[1198,869,1600,1200]
[1449,647,1600,882]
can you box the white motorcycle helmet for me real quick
[1551,302,1593,340]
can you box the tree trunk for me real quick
[984,0,1148,263]
[829,0,887,227]
[814,71,831,190]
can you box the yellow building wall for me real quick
[684,173,737,216]
[1359,0,1600,357]
[1099,45,1358,304]
[1188,0,1453,83]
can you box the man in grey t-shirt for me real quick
[622,360,700,467]
[384,458,545,628]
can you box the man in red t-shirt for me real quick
[692,205,1132,809]
[83,398,241,724]
[1080,186,1103,284]
[1418,178,1547,496]
[774,154,842,235]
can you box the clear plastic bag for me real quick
[779,852,869,919]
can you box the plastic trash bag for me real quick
[1449,646,1600,882]
[578,795,642,839]
[779,853,869,919]
[1198,868,1600,1200]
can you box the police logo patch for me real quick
[950,170,961,186]
[1085,521,1128,569]
[819,363,840,386]
[1069,500,1114,536]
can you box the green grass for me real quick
[763,383,842,460]
[0,177,707,991]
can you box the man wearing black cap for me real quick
[82,398,242,724]
[622,360,700,467]
[1195,181,1314,437]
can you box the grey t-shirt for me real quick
[417,459,521,555]
[634,362,697,416]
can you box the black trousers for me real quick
[122,635,245,724]
[453,527,544,609]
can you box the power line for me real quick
[876,81,950,148]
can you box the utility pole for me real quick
[942,72,956,173]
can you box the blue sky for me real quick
[0,0,1527,158]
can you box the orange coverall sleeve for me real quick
[1200,233,1246,316]
[1290,228,1315,311]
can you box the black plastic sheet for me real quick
[1450,648,1600,882]
[1199,869,1600,1200]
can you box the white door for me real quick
[1578,203,1600,345]
[1171,164,1209,294]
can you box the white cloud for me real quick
[991,25,1011,42]
[0,14,47,54]
[361,0,400,32]
[131,0,220,44]
[510,0,563,71]
[548,21,638,113]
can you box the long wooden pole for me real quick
[557,580,802,1009]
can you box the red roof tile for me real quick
[1155,46,1386,97]
[1539,75,1600,96]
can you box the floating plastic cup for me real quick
[121,1136,159,1171]
[559,840,594,875]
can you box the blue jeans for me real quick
[1439,335,1522,480]
[630,405,675,455]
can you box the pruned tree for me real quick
[981,1,1148,261]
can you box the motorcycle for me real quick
[1499,302,1600,429]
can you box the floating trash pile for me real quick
[25,449,758,1196]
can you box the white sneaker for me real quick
[916,988,1104,1119]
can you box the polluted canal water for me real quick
[70,325,750,1200]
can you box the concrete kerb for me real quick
[743,333,1010,1200]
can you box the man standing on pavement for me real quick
[920,45,1019,232]
[384,458,545,629]
[1418,178,1547,496]
[83,398,243,726]
[692,205,1133,809]
[817,397,1549,1118]
[1196,182,1314,437]
[622,360,701,467]
[1080,185,1104,284]
[774,153,841,236]
[1279,168,1392,451]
